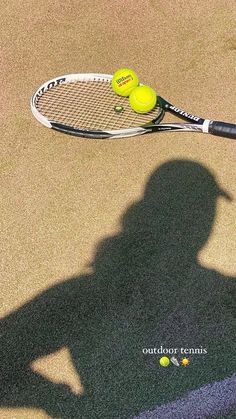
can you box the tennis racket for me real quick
[31,73,236,140]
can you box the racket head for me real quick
[31,73,164,139]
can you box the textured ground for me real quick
[1,1,236,418]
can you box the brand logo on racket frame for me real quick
[35,77,66,102]
[169,105,200,122]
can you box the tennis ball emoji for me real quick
[112,68,139,97]
[129,85,157,113]
[159,356,170,367]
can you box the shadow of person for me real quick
[0,159,235,418]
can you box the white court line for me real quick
[134,374,236,418]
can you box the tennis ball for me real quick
[112,68,139,97]
[129,85,157,114]
[160,356,170,367]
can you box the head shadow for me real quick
[93,158,231,275]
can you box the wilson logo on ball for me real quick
[116,75,133,87]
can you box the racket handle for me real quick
[209,121,236,139]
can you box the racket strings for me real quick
[36,80,161,131]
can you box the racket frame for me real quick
[31,73,236,140]
[31,73,113,129]
[31,73,164,139]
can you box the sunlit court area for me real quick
[1,1,236,418]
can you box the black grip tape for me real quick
[209,121,236,140]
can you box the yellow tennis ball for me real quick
[129,85,157,113]
[160,356,170,367]
[112,68,139,97]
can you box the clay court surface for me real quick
[1,1,236,418]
